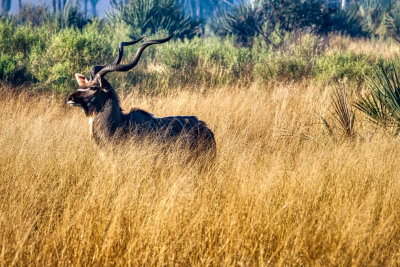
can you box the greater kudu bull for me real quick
[66,34,216,155]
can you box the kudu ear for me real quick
[75,73,90,88]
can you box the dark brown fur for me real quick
[66,34,216,157]
[67,78,216,155]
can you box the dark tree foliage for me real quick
[220,0,368,47]
[54,2,92,29]
[108,0,201,39]
[177,0,237,19]
[0,0,11,14]
[13,5,49,26]
[385,6,400,43]
[351,0,397,38]
[89,0,99,16]
[318,4,367,36]
[11,3,91,29]
[218,4,267,46]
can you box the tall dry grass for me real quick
[1,82,400,266]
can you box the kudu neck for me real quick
[90,85,124,143]
[96,86,122,119]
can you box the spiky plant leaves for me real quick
[375,65,400,115]
[60,0,92,29]
[355,64,400,129]
[356,0,400,38]
[384,5,400,43]
[355,88,388,125]
[330,87,356,138]
[219,4,267,47]
[323,3,368,37]
[107,0,200,39]
[219,0,368,47]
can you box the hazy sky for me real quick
[10,0,112,17]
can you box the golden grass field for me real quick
[1,79,400,266]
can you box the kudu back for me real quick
[66,34,216,156]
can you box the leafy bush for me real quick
[0,54,17,81]
[252,33,323,82]
[0,20,37,85]
[158,36,252,87]
[0,14,399,94]
[254,53,309,82]
[314,51,374,86]
[108,0,200,39]
[29,23,113,92]
[0,54,30,85]
[0,19,13,55]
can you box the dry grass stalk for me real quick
[1,84,400,265]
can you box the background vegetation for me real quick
[0,0,400,93]
[3,0,400,265]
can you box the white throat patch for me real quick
[89,117,94,138]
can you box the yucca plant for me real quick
[53,0,92,29]
[355,64,400,129]
[219,3,267,47]
[317,87,356,140]
[384,4,400,43]
[107,0,200,39]
[219,0,368,47]
[330,87,356,138]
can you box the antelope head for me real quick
[66,34,175,116]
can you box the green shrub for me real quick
[158,36,252,87]
[0,20,14,55]
[0,19,43,57]
[1,16,399,94]
[0,55,17,81]
[254,52,309,82]
[0,54,30,85]
[314,51,374,86]
[160,37,201,71]
[252,33,323,82]
[29,23,113,92]
[0,20,36,85]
